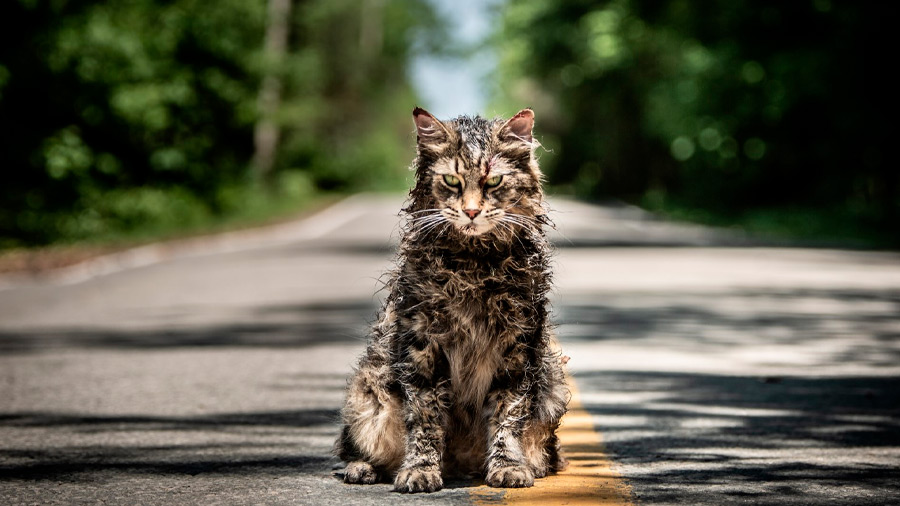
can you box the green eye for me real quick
[484,175,503,187]
[443,174,461,187]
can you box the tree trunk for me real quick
[252,0,292,184]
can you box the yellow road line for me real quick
[470,375,634,505]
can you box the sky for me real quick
[408,0,502,120]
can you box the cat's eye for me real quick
[484,175,503,187]
[443,174,461,187]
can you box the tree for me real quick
[0,0,442,247]
[494,0,895,243]
[252,0,294,183]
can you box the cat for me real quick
[334,107,569,493]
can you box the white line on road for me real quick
[0,194,374,291]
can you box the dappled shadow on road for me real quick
[557,287,900,369]
[556,284,900,503]
[0,450,333,482]
[576,370,900,505]
[0,300,378,353]
[0,408,340,481]
[0,408,339,432]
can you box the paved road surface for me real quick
[1,194,899,505]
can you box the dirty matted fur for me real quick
[334,107,569,493]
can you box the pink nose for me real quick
[463,209,480,220]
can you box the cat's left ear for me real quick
[413,107,449,145]
[500,109,534,143]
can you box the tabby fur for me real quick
[334,107,569,493]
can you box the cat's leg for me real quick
[335,361,406,483]
[343,460,379,484]
[547,431,568,472]
[484,383,536,488]
[393,339,451,493]
[393,381,450,492]
[520,350,570,477]
[519,422,565,479]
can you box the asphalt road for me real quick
[1,194,899,505]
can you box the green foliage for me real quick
[494,0,896,245]
[0,0,438,247]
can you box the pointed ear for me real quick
[500,109,534,143]
[413,107,448,145]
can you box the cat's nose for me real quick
[463,209,481,220]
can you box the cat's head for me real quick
[406,107,545,240]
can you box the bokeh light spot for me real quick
[744,137,767,160]
[699,128,722,151]
[560,64,584,87]
[671,136,696,161]
[677,80,699,104]
[742,61,766,84]
[813,0,832,13]
[718,138,739,159]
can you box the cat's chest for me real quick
[430,264,530,344]
[443,309,503,406]
[440,278,518,406]
[402,257,538,403]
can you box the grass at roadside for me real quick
[640,197,898,250]
[0,185,344,275]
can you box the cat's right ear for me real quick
[413,107,449,149]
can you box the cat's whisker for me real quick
[408,208,443,216]
[493,220,513,236]
[413,224,443,235]
[501,220,530,250]
[508,195,528,209]
[422,220,446,232]
[416,216,450,236]
[413,216,445,227]
[411,214,447,227]
[503,224,525,247]
[410,211,443,220]
[419,221,450,241]
[416,223,443,236]
[509,217,540,229]
[501,214,539,231]
[504,211,538,222]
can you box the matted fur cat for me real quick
[334,107,569,493]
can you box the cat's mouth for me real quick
[459,224,483,236]
[458,222,491,236]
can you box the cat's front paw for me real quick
[486,465,535,488]
[343,461,379,484]
[393,465,443,493]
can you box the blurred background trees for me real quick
[0,0,438,247]
[494,0,895,245]
[1,0,895,248]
